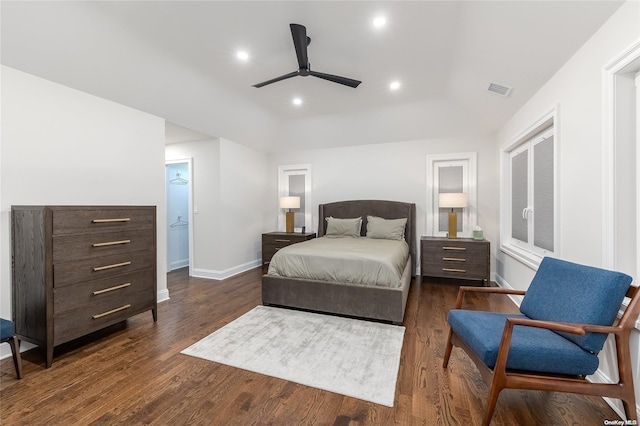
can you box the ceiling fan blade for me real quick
[253,71,299,88]
[309,71,362,88]
[290,23,309,70]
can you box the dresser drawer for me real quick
[53,284,154,345]
[52,208,155,235]
[54,250,155,287]
[54,268,154,314]
[53,229,154,262]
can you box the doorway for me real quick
[166,159,193,274]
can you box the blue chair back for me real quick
[520,257,632,353]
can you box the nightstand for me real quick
[262,232,316,272]
[420,236,490,285]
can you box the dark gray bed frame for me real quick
[262,200,417,325]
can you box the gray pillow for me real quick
[325,216,362,237]
[366,215,407,240]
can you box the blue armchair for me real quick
[443,257,639,425]
[1,318,23,379]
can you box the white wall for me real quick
[267,135,500,277]
[495,0,640,416]
[0,66,167,357]
[165,137,269,278]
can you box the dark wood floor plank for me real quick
[0,268,621,425]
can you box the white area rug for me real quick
[181,305,405,407]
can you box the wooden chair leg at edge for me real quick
[482,376,505,426]
[8,335,23,379]
[442,329,454,368]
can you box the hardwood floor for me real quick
[1,268,621,425]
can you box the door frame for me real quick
[166,158,194,276]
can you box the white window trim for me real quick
[602,40,640,329]
[602,39,640,272]
[278,164,312,232]
[500,105,560,268]
[426,152,477,238]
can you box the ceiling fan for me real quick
[253,23,362,89]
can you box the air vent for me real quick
[487,82,513,97]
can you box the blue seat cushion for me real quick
[448,310,599,376]
[520,257,632,353]
[1,318,15,341]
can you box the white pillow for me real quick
[365,215,407,240]
[325,216,362,237]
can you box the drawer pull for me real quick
[93,261,131,272]
[274,239,291,243]
[92,239,131,248]
[443,268,466,273]
[443,257,466,262]
[92,304,131,319]
[92,282,131,295]
[443,246,466,251]
[92,218,131,223]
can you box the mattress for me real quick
[267,236,410,288]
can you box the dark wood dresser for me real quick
[11,205,157,367]
[421,236,490,285]
[262,231,316,272]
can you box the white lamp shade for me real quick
[439,193,467,208]
[279,196,300,209]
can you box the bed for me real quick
[262,200,416,324]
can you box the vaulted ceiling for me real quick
[1,1,623,152]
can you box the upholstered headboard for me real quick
[318,200,417,275]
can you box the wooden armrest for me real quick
[455,286,527,309]
[506,317,586,336]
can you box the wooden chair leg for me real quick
[442,329,454,368]
[482,377,504,426]
[8,335,23,379]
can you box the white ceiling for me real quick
[1,1,624,151]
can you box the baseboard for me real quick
[168,258,189,271]
[157,288,170,303]
[192,259,261,281]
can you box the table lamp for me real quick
[280,196,300,233]
[439,193,467,238]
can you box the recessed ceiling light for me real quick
[236,50,249,61]
[292,97,303,106]
[389,81,401,91]
[373,16,386,28]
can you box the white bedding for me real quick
[267,236,410,288]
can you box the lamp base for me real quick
[448,212,458,238]
[285,211,294,233]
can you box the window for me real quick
[278,164,312,232]
[426,153,477,237]
[502,109,557,264]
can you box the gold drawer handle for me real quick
[443,246,466,251]
[274,239,291,242]
[92,218,131,223]
[443,257,466,262]
[93,261,131,272]
[92,304,131,319]
[443,268,466,273]
[92,239,131,247]
[92,282,131,295]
